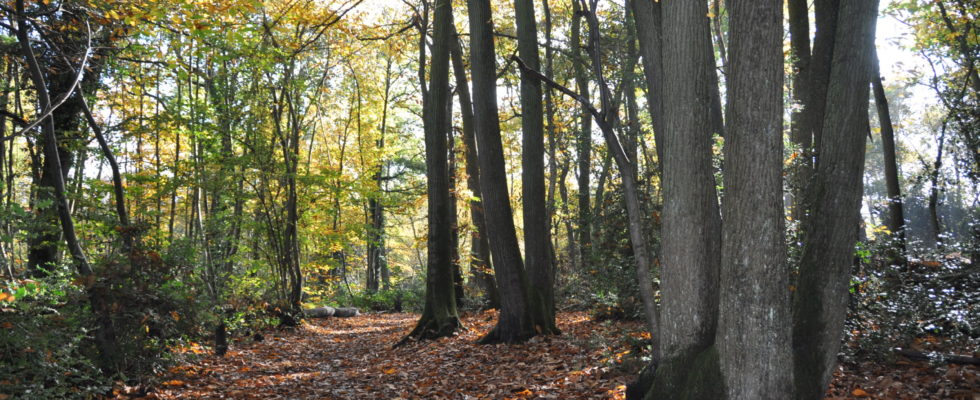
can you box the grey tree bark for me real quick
[792,2,879,399]
[656,0,722,375]
[716,1,793,398]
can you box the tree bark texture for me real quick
[515,0,558,335]
[792,2,879,399]
[717,1,793,398]
[466,0,535,343]
[402,0,460,342]
[450,35,499,309]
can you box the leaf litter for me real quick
[112,310,978,399]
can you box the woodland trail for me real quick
[143,311,640,399]
[129,310,978,400]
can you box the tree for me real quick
[402,0,461,342]
[626,1,881,398]
[450,32,499,309]
[872,52,908,255]
[514,0,558,334]
[466,0,536,344]
[22,2,109,276]
[792,2,880,399]
[570,0,593,270]
[716,0,792,397]
[641,0,723,395]
[14,0,119,369]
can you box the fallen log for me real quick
[895,348,980,366]
[303,306,360,318]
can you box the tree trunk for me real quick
[15,0,118,370]
[928,124,946,248]
[630,0,665,165]
[450,33,499,309]
[717,1,793,398]
[570,0,592,270]
[466,0,536,344]
[792,2,879,399]
[402,0,461,342]
[804,0,840,165]
[515,0,558,335]
[644,0,722,396]
[871,53,907,254]
[788,0,812,222]
[448,93,465,309]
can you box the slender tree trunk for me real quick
[872,53,907,254]
[466,0,536,344]
[717,1,793,398]
[448,93,465,308]
[788,0,812,222]
[792,2,879,399]
[928,124,946,248]
[570,0,592,270]
[514,1,663,383]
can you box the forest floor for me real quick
[117,311,979,400]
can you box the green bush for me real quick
[0,271,111,399]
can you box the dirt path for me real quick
[130,310,978,399]
[144,311,639,399]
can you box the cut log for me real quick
[333,307,360,317]
[304,307,335,318]
[303,306,360,318]
[896,348,980,366]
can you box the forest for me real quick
[0,0,977,398]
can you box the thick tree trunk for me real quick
[717,1,793,398]
[450,34,499,309]
[872,53,907,254]
[643,0,723,397]
[402,0,460,342]
[792,2,879,399]
[466,0,536,344]
[515,0,558,335]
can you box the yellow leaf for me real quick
[0,292,13,302]
[707,11,716,18]
[382,367,397,374]
[162,379,186,387]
